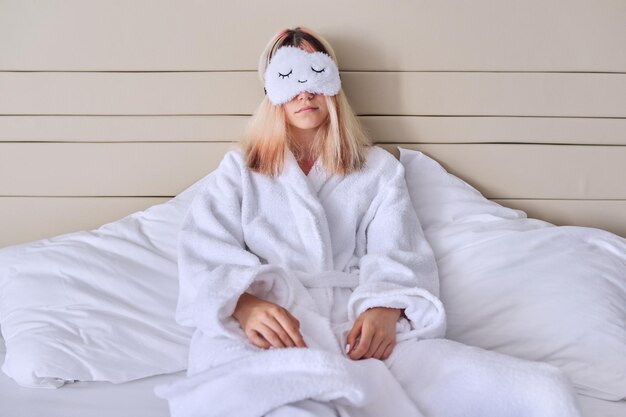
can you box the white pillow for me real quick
[0,174,212,388]
[399,147,626,401]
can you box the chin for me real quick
[296,123,324,130]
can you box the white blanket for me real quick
[154,146,581,416]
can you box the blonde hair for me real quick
[237,26,373,177]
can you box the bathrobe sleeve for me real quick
[347,161,447,341]
[174,151,290,339]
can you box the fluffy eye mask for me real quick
[263,45,341,105]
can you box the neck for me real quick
[288,127,319,161]
[289,126,317,145]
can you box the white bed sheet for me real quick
[577,395,626,417]
[1,339,624,417]
[0,338,180,417]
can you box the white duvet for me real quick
[400,147,626,401]
[0,146,623,414]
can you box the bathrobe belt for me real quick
[292,270,360,289]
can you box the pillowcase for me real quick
[0,172,214,388]
[399,147,626,401]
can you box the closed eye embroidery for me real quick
[311,67,325,73]
[278,69,293,79]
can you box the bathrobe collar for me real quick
[281,148,335,271]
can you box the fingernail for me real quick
[345,344,351,354]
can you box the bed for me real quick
[1,1,625,416]
[0,344,625,417]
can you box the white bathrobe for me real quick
[154,146,582,417]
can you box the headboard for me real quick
[1,0,624,247]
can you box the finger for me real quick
[275,311,307,348]
[248,330,271,349]
[257,322,286,348]
[346,319,363,354]
[350,322,373,360]
[382,343,394,360]
[366,332,386,359]
[373,340,390,360]
[289,329,308,348]
[263,314,296,347]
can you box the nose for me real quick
[297,90,314,100]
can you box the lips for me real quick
[297,106,318,113]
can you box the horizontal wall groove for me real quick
[0,70,625,75]
[1,141,626,146]
[0,140,237,144]
[1,114,625,120]
[360,115,626,119]
[0,195,176,198]
[492,198,626,202]
[394,142,626,146]
[1,114,624,120]
[3,196,625,201]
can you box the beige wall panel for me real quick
[493,199,626,238]
[347,72,626,118]
[0,142,235,196]
[0,72,260,115]
[1,143,624,199]
[2,116,625,145]
[0,197,169,247]
[380,143,626,199]
[365,116,626,145]
[1,0,624,72]
[0,116,249,142]
[1,72,624,117]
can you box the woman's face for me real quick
[283,90,330,133]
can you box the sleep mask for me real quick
[263,45,341,105]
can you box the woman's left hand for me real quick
[346,307,403,361]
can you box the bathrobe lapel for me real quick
[304,156,327,194]
[280,149,334,271]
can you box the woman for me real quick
[231,28,432,362]
[156,27,581,417]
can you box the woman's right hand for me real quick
[233,292,308,350]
